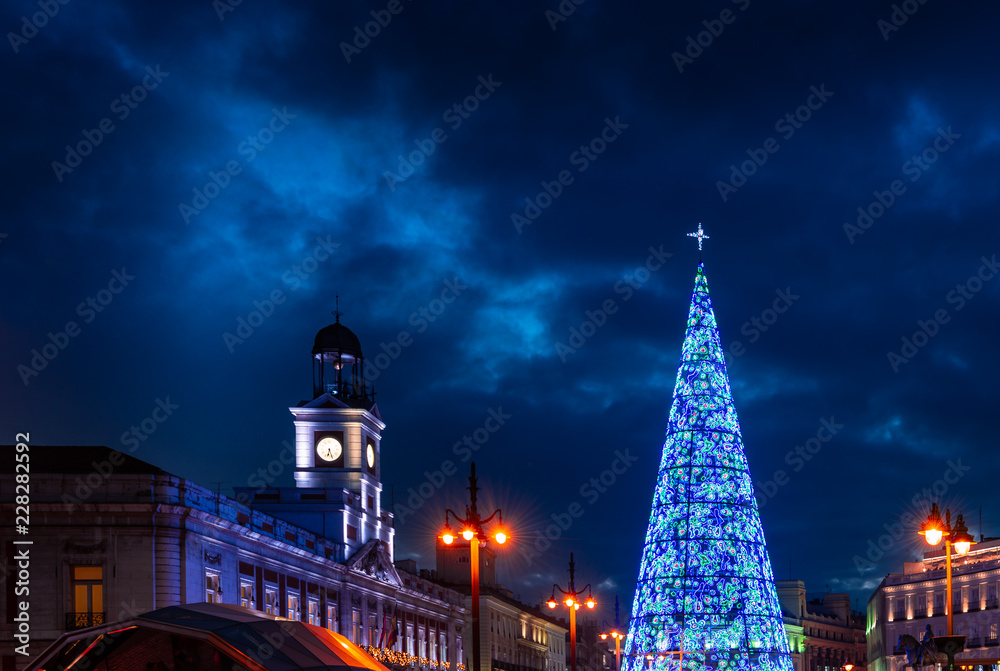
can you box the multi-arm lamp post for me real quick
[599,596,624,671]
[546,553,596,671]
[918,502,975,671]
[439,463,509,671]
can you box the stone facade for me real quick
[776,580,867,671]
[0,448,465,671]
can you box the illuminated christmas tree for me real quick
[622,225,792,671]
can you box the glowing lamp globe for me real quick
[585,597,596,609]
[442,532,455,545]
[547,598,557,609]
[462,528,475,541]
[922,528,943,546]
[600,634,608,641]
[494,530,507,544]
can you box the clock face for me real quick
[316,436,343,462]
[366,443,376,469]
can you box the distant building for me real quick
[0,318,465,671]
[776,580,867,671]
[867,537,1000,671]
[431,539,568,671]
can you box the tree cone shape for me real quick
[622,262,792,671]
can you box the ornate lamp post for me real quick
[918,502,975,671]
[599,597,624,671]
[546,553,596,671]
[439,463,509,671]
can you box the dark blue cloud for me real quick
[3,0,1000,617]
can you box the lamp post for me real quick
[546,553,596,671]
[439,462,509,671]
[599,597,624,671]
[918,502,975,671]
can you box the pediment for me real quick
[346,539,401,586]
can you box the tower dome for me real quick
[311,304,371,403]
[312,322,364,359]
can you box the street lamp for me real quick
[599,596,624,671]
[919,502,975,671]
[546,553,596,671]
[919,503,975,635]
[439,462,509,671]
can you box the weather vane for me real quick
[687,222,710,251]
[332,295,343,323]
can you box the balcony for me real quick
[987,598,998,610]
[66,612,106,630]
[967,638,982,648]
[986,638,999,647]
[912,607,928,619]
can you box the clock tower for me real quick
[235,312,394,561]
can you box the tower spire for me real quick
[621,261,791,671]
[332,295,343,323]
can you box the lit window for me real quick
[353,609,362,644]
[240,579,255,610]
[206,573,222,604]
[264,584,279,615]
[307,598,320,626]
[70,566,104,628]
[327,603,338,632]
[287,591,301,620]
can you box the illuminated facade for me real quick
[867,537,1000,671]
[621,261,793,671]
[776,581,867,671]
[0,318,465,671]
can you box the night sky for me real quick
[3,0,1000,621]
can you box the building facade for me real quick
[0,318,466,671]
[867,537,1000,671]
[776,580,867,671]
[431,539,568,671]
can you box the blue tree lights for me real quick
[622,261,792,671]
